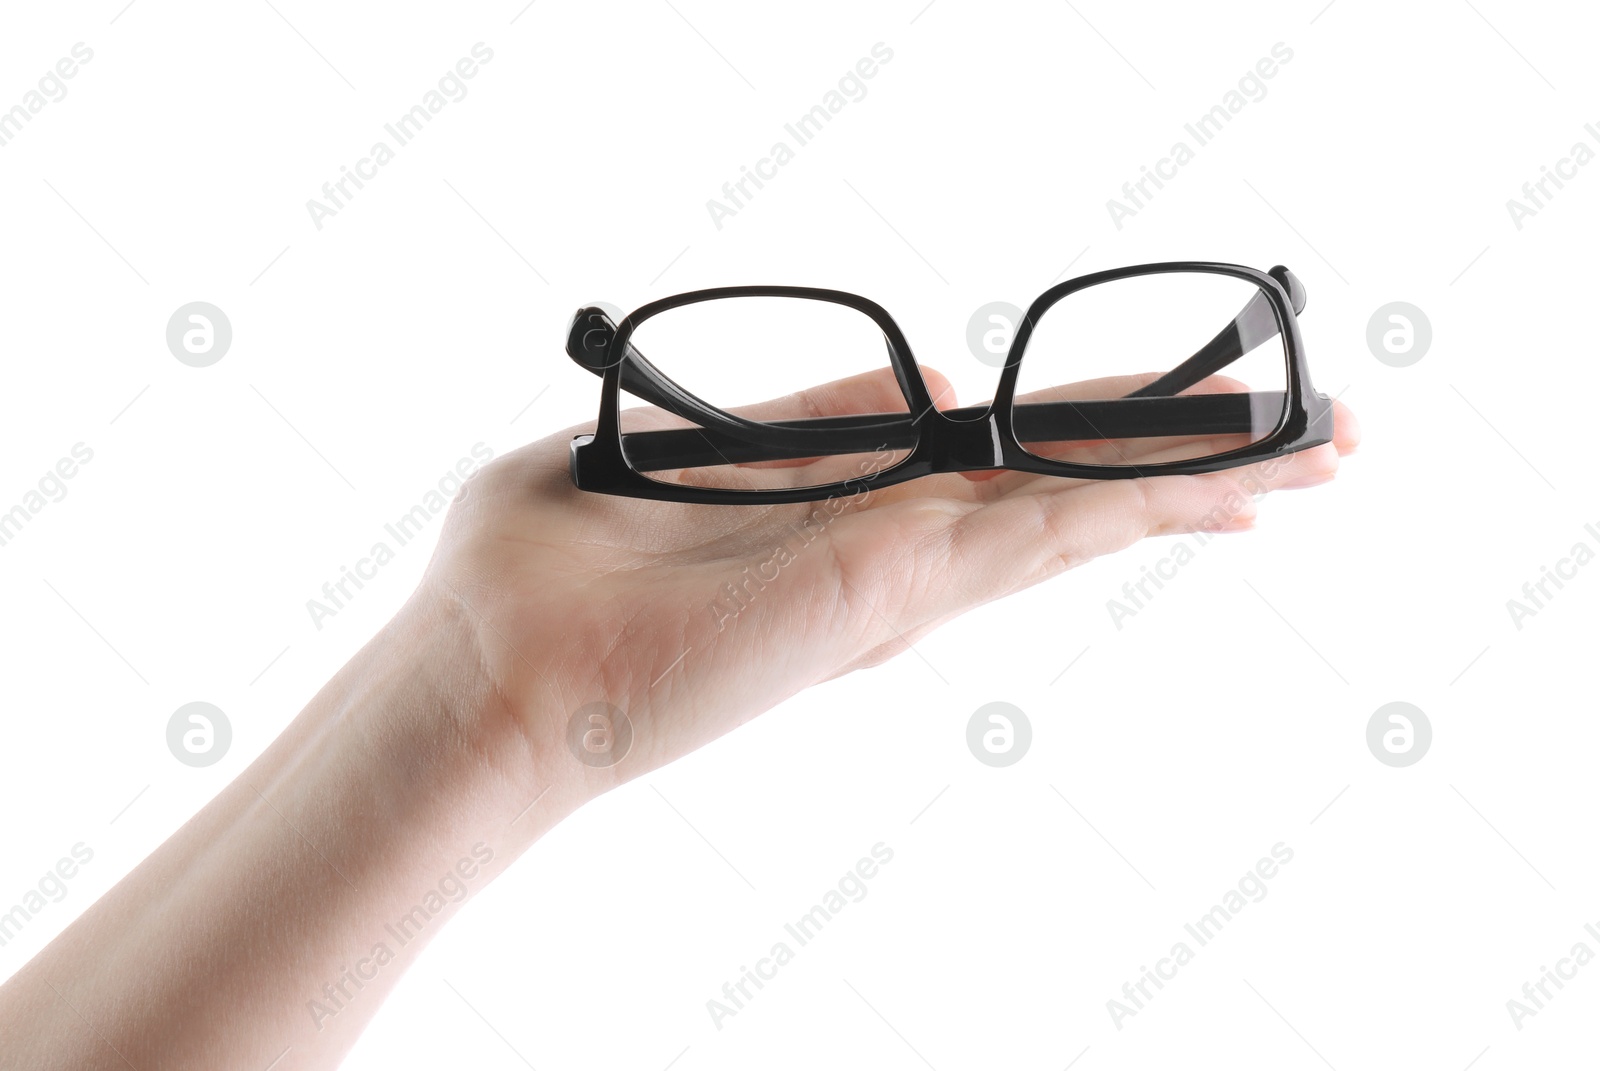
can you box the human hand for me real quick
[0,366,1356,1071]
[415,367,1359,810]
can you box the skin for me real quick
[0,369,1358,1069]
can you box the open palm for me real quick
[422,366,1358,794]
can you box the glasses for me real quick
[565,262,1334,504]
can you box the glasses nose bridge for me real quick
[922,405,1005,470]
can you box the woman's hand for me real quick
[421,368,1359,810]
[0,366,1355,1071]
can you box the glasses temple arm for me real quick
[566,307,787,439]
[1124,265,1307,399]
[610,391,1290,472]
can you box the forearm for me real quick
[0,594,571,1070]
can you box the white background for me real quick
[1,1,1596,1068]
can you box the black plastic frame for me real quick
[566,262,1334,505]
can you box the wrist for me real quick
[0,590,581,1070]
[370,582,590,854]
